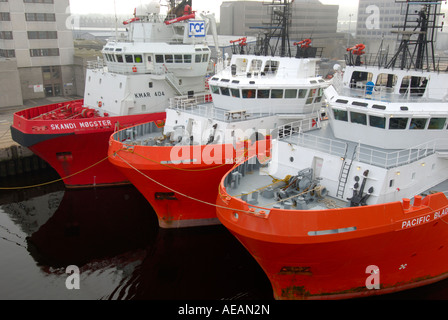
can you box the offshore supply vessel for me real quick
[108,0,330,228]
[11,0,213,188]
[216,0,448,300]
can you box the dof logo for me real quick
[189,21,206,37]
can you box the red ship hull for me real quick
[11,100,165,188]
[217,164,448,300]
[108,133,271,228]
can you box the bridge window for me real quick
[409,118,427,130]
[231,89,240,98]
[257,89,270,99]
[271,89,283,99]
[165,55,173,63]
[195,54,202,63]
[220,87,230,96]
[125,55,133,63]
[134,55,143,63]
[333,109,348,122]
[369,115,386,129]
[350,112,367,125]
[116,55,124,63]
[242,89,256,99]
[376,73,397,89]
[211,86,220,94]
[400,76,428,96]
[184,55,192,63]
[175,55,183,63]
[156,55,164,63]
[350,71,373,88]
[298,89,308,99]
[264,60,279,74]
[306,89,316,104]
[250,59,263,73]
[315,88,324,103]
[285,89,297,99]
[428,118,446,130]
[389,117,409,130]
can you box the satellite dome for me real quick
[135,1,160,17]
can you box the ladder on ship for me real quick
[165,73,183,95]
[336,146,357,199]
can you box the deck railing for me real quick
[287,132,448,169]
[357,139,448,169]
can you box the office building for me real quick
[220,0,342,56]
[0,0,75,106]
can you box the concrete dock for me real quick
[0,96,82,177]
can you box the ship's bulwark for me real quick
[109,139,271,228]
[12,101,165,188]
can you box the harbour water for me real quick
[0,169,272,301]
[1,169,448,302]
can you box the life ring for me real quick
[98,101,102,108]
[132,66,137,73]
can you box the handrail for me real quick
[357,139,448,169]
[277,117,321,138]
[290,132,348,158]
[285,133,448,169]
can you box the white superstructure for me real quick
[162,45,330,146]
[231,1,448,213]
[83,1,213,117]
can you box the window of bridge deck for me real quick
[350,71,373,89]
[428,118,446,130]
[250,59,263,73]
[400,76,428,96]
[375,73,397,90]
[264,60,279,75]
[231,88,240,98]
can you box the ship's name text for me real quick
[401,207,448,229]
[50,120,113,131]
[134,91,165,99]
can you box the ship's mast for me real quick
[255,0,292,57]
[387,0,444,71]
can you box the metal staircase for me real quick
[165,72,183,95]
[336,146,357,199]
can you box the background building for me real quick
[355,0,443,54]
[219,0,344,58]
[0,0,75,106]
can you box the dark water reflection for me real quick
[0,182,272,300]
[2,176,448,301]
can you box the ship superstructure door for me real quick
[312,156,323,179]
[146,54,154,73]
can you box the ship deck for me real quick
[224,158,448,212]
[224,120,448,211]
[171,100,273,124]
[224,163,349,211]
[111,121,165,146]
